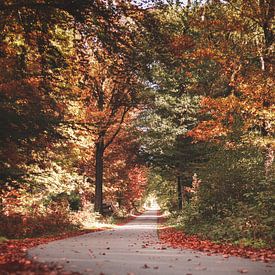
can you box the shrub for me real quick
[172,145,274,248]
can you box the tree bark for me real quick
[177,176,183,210]
[94,135,104,213]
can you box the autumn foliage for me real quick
[0,1,274,271]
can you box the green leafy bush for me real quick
[172,145,274,248]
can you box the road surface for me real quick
[28,210,274,275]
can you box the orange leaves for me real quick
[235,73,275,135]
[200,96,239,118]
[158,226,275,262]
[170,35,195,56]
[126,167,148,200]
[0,228,105,274]
[187,120,228,142]
[188,95,240,142]
[1,190,22,216]
[189,70,274,142]
[190,48,220,60]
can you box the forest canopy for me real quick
[0,0,274,248]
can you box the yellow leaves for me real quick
[191,48,216,59]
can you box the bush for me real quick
[68,193,82,211]
[172,145,274,248]
[0,202,77,238]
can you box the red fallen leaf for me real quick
[187,259,192,261]
[238,269,248,273]
[158,216,275,262]
[153,266,159,269]
[0,228,109,274]
[142,264,150,269]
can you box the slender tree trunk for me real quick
[94,136,104,213]
[177,176,183,210]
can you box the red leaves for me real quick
[170,35,195,56]
[0,229,104,274]
[158,226,275,262]
[142,263,150,269]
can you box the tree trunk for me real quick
[177,176,183,210]
[94,136,104,213]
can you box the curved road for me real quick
[28,210,273,275]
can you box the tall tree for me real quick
[76,6,146,212]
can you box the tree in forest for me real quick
[75,8,147,212]
[103,126,148,211]
[0,1,95,237]
[144,0,274,246]
[81,53,144,212]
[136,4,206,210]
[184,0,274,142]
[0,0,149,215]
[0,3,78,193]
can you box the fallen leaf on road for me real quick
[158,220,275,262]
[238,269,248,273]
[142,264,150,269]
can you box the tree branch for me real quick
[103,106,130,151]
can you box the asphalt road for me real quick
[28,210,274,275]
